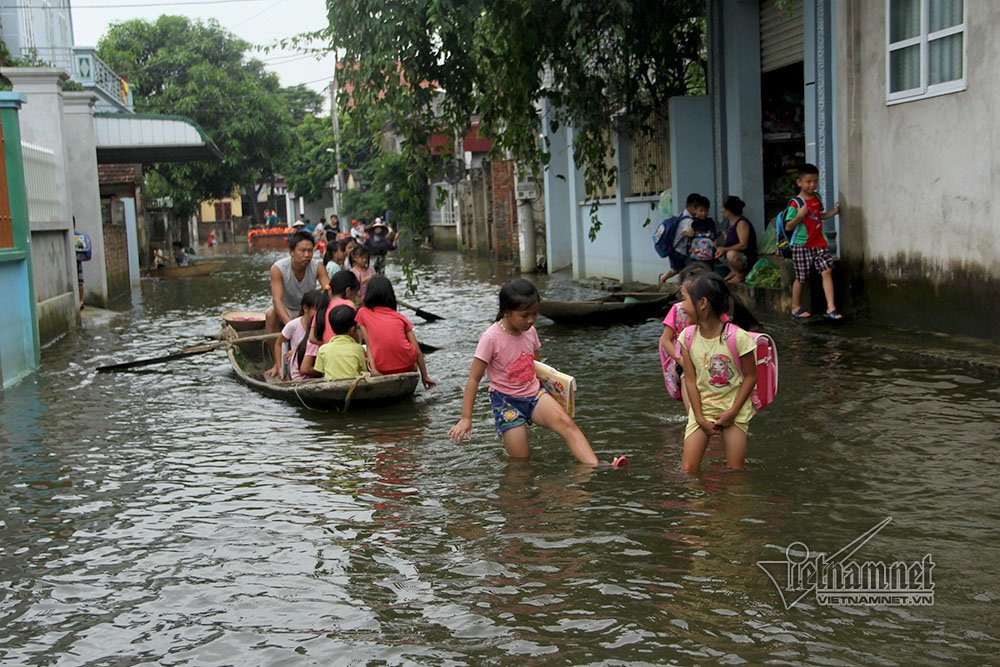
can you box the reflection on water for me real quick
[1,250,999,664]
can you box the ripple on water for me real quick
[0,252,998,664]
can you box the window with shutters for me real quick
[214,202,232,221]
[887,0,965,104]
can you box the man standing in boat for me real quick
[265,230,331,334]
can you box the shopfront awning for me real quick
[93,112,223,164]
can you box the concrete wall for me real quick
[570,197,663,284]
[542,100,574,274]
[669,95,716,217]
[838,1,1000,336]
[2,68,82,339]
[708,0,765,232]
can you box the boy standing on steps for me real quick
[785,163,842,320]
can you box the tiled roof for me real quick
[97,163,141,185]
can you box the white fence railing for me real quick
[21,142,61,223]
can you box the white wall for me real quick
[839,1,1000,276]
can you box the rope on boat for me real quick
[342,373,370,412]
[291,384,320,412]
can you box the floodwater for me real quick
[1,250,999,665]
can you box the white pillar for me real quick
[61,90,108,307]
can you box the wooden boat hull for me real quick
[248,234,290,252]
[227,337,419,410]
[539,293,674,324]
[147,261,224,278]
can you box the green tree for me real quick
[281,84,325,125]
[283,109,383,211]
[98,16,293,220]
[323,0,705,236]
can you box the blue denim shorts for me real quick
[489,389,544,437]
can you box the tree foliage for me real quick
[322,0,706,233]
[283,111,382,206]
[98,16,293,218]
[341,151,430,235]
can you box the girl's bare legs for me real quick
[720,426,747,469]
[530,394,599,465]
[681,429,711,473]
[501,424,530,459]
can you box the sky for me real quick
[71,0,336,104]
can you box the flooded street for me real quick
[1,250,999,665]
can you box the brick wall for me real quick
[491,159,518,262]
[103,223,129,301]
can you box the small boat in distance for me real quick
[146,260,224,278]
[539,292,674,325]
[227,332,420,410]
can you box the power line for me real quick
[232,0,281,28]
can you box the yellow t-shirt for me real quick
[314,335,366,380]
[681,325,756,435]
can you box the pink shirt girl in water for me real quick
[448,278,625,468]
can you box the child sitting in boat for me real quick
[324,241,347,278]
[314,305,367,380]
[312,270,360,345]
[265,289,323,380]
[349,246,375,300]
[172,241,190,267]
[355,276,436,389]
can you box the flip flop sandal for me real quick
[824,310,844,320]
[791,307,811,319]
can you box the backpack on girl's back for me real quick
[681,323,778,413]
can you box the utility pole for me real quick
[330,54,344,232]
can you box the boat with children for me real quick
[539,292,675,324]
[145,260,224,278]
[225,329,420,410]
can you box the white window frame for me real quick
[886,0,967,105]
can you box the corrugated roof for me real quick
[93,113,223,164]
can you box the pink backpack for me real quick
[681,323,778,412]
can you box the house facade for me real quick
[541,0,995,338]
[836,0,998,335]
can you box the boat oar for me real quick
[398,299,444,322]
[418,341,439,354]
[96,332,279,373]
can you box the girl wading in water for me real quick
[449,279,627,468]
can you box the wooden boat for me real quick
[539,292,675,324]
[248,231,291,252]
[222,310,267,331]
[146,260,224,278]
[227,334,420,410]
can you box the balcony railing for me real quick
[11,46,134,112]
[71,47,134,112]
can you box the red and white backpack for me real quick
[678,322,778,412]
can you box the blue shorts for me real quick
[489,389,545,437]
[667,249,687,272]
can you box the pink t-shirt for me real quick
[315,297,356,344]
[663,301,691,357]
[351,266,375,299]
[281,317,310,381]
[474,322,540,397]
[355,306,417,374]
